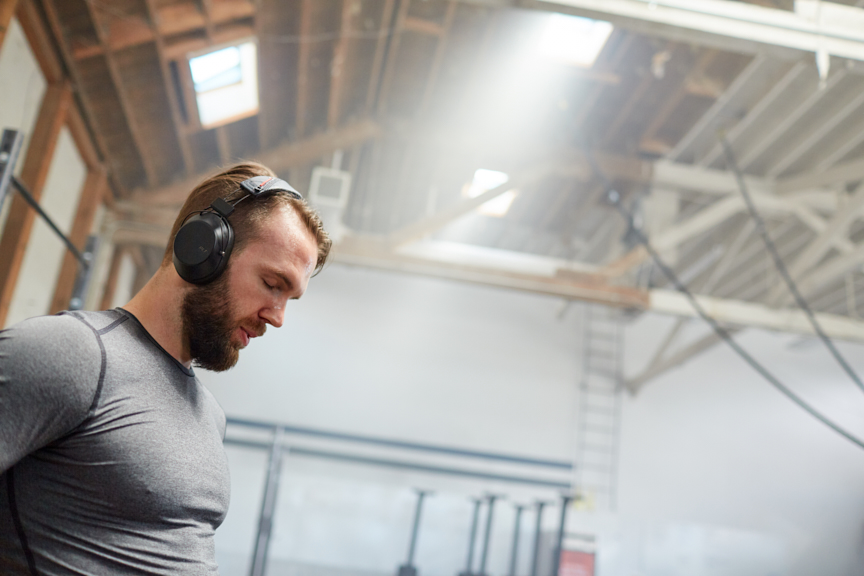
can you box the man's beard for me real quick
[181,273,244,372]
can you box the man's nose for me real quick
[261,306,284,329]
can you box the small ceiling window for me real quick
[537,14,613,67]
[463,169,517,218]
[189,39,259,129]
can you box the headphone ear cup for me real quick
[173,212,235,284]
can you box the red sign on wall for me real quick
[559,549,595,576]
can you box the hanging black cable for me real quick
[585,155,864,452]
[719,136,864,396]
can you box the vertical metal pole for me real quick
[406,490,430,564]
[529,501,547,576]
[69,235,99,310]
[550,494,575,576]
[0,129,23,214]
[459,498,483,576]
[249,427,285,576]
[508,505,525,576]
[477,494,501,576]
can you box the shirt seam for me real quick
[57,311,109,418]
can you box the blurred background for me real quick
[2,0,864,574]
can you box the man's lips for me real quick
[239,327,252,347]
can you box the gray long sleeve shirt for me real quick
[0,309,231,575]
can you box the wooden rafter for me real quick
[0,0,19,52]
[295,0,313,138]
[82,1,158,187]
[328,0,356,129]
[417,0,458,115]
[375,0,410,116]
[365,0,396,113]
[143,0,194,176]
[0,81,72,327]
[639,50,718,154]
[600,42,674,149]
[130,118,382,206]
[49,167,108,314]
[254,0,268,150]
[572,34,634,134]
[69,1,254,60]
[99,244,125,310]
[197,0,232,162]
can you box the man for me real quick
[0,162,331,575]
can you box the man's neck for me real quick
[123,268,191,368]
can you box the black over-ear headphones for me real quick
[173,175,302,285]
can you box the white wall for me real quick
[0,16,47,235]
[200,265,864,576]
[6,126,86,326]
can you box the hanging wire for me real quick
[585,155,864,452]
[719,135,864,396]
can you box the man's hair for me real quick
[161,162,331,274]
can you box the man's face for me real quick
[181,205,319,372]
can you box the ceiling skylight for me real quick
[189,40,258,129]
[537,14,613,67]
[463,169,517,218]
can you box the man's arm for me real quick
[0,314,102,473]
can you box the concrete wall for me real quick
[200,265,864,576]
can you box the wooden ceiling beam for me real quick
[0,81,72,327]
[99,244,126,310]
[572,33,633,133]
[71,0,255,60]
[130,118,382,206]
[328,0,357,129]
[81,2,158,188]
[403,15,444,37]
[198,0,232,163]
[162,23,254,59]
[365,0,396,113]
[15,0,62,82]
[601,41,673,149]
[418,1,458,115]
[375,0,410,116]
[0,0,18,50]
[639,50,717,155]
[50,166,108,314]
[143,0,195,176]
[295,0,313,138]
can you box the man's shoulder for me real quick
[0,310,123,362]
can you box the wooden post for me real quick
[0,81,72,327]
[99,244,125,311]
[49,166,107,314]
[0,0,19,52]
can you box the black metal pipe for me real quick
[226,417,572,470]
[550,494,575,576]
[12,176,88,268]
[224,438,572,489]
[508,505,525,576]
[529,501,548,576]
[406,490,430,564]
[459,498,483,576]
[477,494,502,576]
[249,427,285,576]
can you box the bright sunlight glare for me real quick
[537,14,613,67]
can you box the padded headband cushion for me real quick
[240,175,302,200]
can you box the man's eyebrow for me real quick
[264,268,294,290]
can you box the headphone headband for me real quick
[239,175,302,200]
[173,174,302,285]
